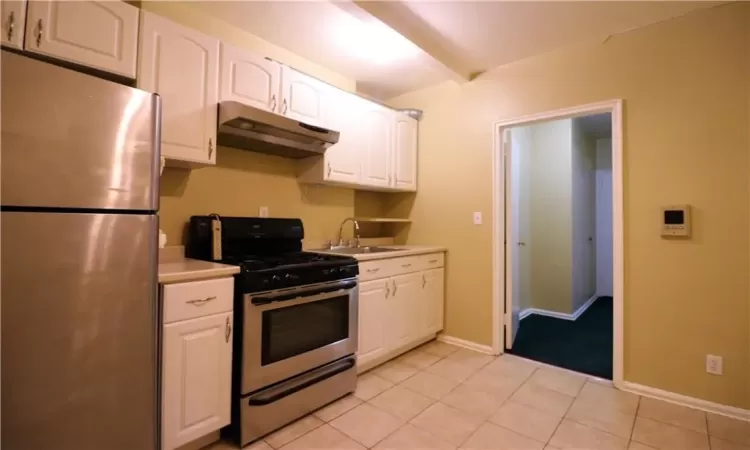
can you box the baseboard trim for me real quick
[519,295,599,322]
[621,381,750,422]
[437,334,495,355]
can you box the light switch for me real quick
[473,212,482,225]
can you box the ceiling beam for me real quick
[336,1,474,83]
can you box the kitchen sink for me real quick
[319,246,400,255]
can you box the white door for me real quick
[1,0,26,50]
[393,114,418,191]
[360,101,392,188]
[25,1,139,78]
[219,42,281,113]
[390,273,422,348]
[280,65,329,126]
[138,11,219,165]
[322,90,362,184]
[357,279,389,368]
[162,312,232,450]
[422,269,445,334]
[505,129,521,349]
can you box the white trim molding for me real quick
[622,382,750,422]
[491,99,625,387]
[437,334,495,355]
[520,295,600,321]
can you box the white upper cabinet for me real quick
[321,90,362,184]
[24,1,139,78]
[220,42,281,113]
[1,1,26,50]
[280,65,330,127]
[393,113,418,191]
[360,100,393,188]
[138,11,219,166]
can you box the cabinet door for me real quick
[357,279,389,368]
[393,114,418,191]
[389,273,422,349]
[360,101,393,188]
[24,1,139,78]
[280,65,328,126]
[323,90,361,184]
[1,0,26,50]
[163,312,232,450]
[422,269,445,335]
[220,42,281,113]
[138,11,219,165]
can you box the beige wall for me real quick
[146,2,385,244]
[388,3,750,408]
[529,120,573,314]
[571,119,597,312]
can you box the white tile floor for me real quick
[208,341,750,450]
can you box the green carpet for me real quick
[508,297,613,379]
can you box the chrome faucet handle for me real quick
[324,239,333,250]
[349,239,359,248]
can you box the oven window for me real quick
[261,294,350,366]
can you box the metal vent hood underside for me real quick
[217,101,340,159]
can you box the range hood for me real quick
[217,101,340,158]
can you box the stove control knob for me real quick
[270,274,281,285]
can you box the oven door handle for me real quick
[251,279,357,305]
[246,356,356,406]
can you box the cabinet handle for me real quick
[422,274,426,288]
[428,259,438,263]
[366,268,380,273]
[327,163,332,178]
[225,316,232,343]
[208,138,213,159]
[35,19,43,47]
[270,94,277,112]
[281,98,288,114]
[385,281,390,298]
[7,11,14,41]
[401,263,412,268]
[186,296,216,306]
[392,280,397,296]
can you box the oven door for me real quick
[243,278,358,394]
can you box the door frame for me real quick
[490,99,624,387]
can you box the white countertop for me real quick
[311,245,446,262]
[158,258,240,284]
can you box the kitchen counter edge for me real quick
[311,245,447,262]
[158,258,240,284]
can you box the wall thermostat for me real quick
[661,205,691,237]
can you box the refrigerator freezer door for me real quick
[1,211,158,450]
[0,50,160,211]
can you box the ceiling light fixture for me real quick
[334,17,420,65]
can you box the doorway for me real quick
[490,100,624,386]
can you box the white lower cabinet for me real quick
[356,253,445,372]
[161,277,234,450]
[357,280,389,368]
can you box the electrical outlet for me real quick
[473,212,483,225]
[259,206,269,218]
[706,354,723,375]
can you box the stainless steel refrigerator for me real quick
[1,50,161,450]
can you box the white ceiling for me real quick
[192,1,721,100]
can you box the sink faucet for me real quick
[338,218,360,248]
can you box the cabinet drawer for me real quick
[419,253,445,270]
[359,259,394,281]
[391,256,421,274]
[163,277,233,324]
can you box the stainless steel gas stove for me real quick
[187,216,359,446]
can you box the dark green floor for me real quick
[508,297,613,379]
